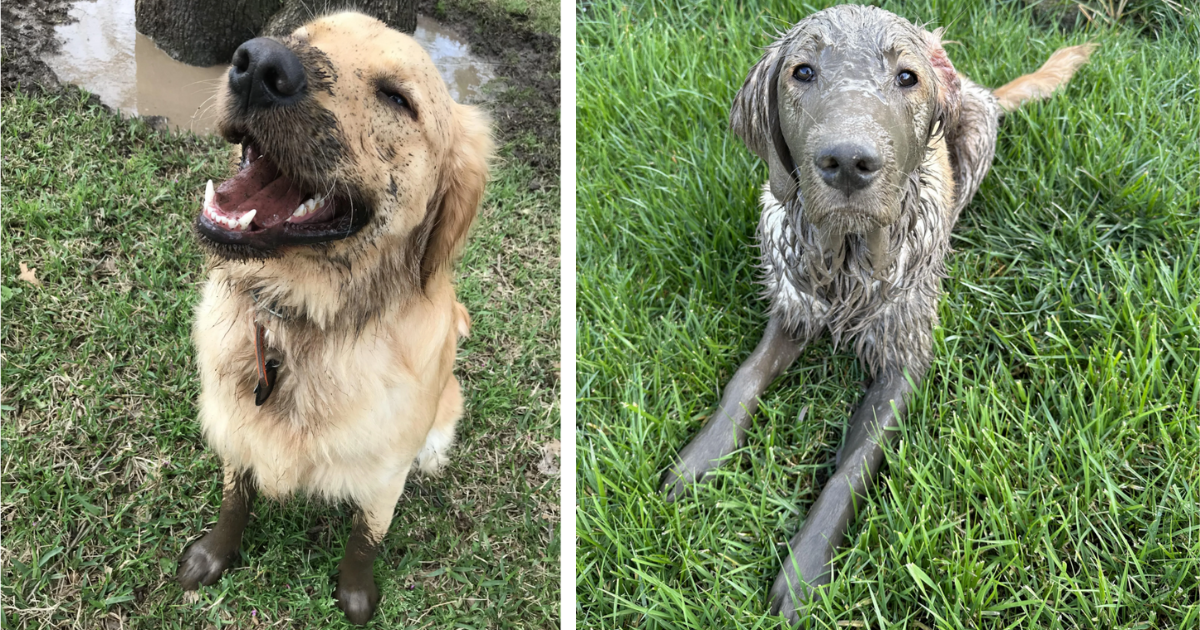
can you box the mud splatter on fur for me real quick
[730,4,1084,378]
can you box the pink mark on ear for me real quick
[924,28,961,120]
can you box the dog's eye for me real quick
[793,64,816,82]
[378,88,416,118]
[382,90,410,109]
[897,70,918,87]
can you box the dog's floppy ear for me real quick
[420,103,492,287]
[730,45,781,161]
[730,45,800,200]
[923,28,961,140]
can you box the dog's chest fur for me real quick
[757,135,961,375]
[191,272,458,503]
[756,78,1002,376]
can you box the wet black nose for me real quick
[814,142,883,194]
[228,38,307,110]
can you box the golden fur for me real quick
[193,11,490,542]
[993,43,1097,112]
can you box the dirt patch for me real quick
[419,0,559,178]
[1,0,76,95]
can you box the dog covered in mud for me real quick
[659,5,1093,621]
[175,12,490,625]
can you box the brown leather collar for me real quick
[253,323,279,406]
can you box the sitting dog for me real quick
[659,5,1093,621]
[176,12,491,625]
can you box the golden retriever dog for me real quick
[175,12,491,625]
[659,5,1091,621]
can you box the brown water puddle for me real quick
[414,15,495,104]
[45,0,494,135]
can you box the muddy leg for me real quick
[661,316,805,501]
[769,369,917,622]
[335,468,410,626]
[178,466,256,589]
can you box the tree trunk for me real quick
[137,0,418,67]
[264,0,417,37]
[136,0,284,66]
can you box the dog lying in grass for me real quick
[175,12,491,625]
[658,5,1093,622]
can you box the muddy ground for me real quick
[418,0,560,178]
[1,0,560,178]
[1,0,75,96]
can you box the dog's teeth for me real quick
[237,209,256,230]
[204,180,214,205]
[292,203,307,218]
[305,198,317,211]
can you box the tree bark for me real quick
[137,0,418,67]
[136,0,284,66]
[264,0,417,37]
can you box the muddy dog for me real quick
[659,5,1093,621]
[175,12,491,625]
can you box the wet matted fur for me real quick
[660,4,1094,622]
[176,12,492,626]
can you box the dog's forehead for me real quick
[298,12,440,80]
[785,5,925,58]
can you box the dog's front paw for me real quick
[769,572,821,625]
[768,544,833,624]
[659,462,698,502]
[659,442,722,502]
[335,573,380,625]
[771,595,801,625]
[177,533,239,590]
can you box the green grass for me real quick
[577,1,1199,628]
[1,88,560,628]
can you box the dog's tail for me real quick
[993,43,1097,112]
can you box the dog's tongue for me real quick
[213,156,305,228]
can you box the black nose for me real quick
[814,142,883,194]
[228,38,307,110]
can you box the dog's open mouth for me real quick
[196,143,367,252]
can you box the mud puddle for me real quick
[413,15,495,103]
[44,0,494,134]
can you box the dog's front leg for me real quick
[335,468,410,625]
[661,315,805,501]
[769,369,917,622]
[178,466,257,589]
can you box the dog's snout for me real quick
[814,142,883,194]
[229,38,307,110]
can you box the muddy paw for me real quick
[659,464,696,502]
[768,545,832,623]
[770,585,809,625]
[177,534,238,590]
[659,445,720,502]
[769,572,819,624]
[335,576,380,625]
